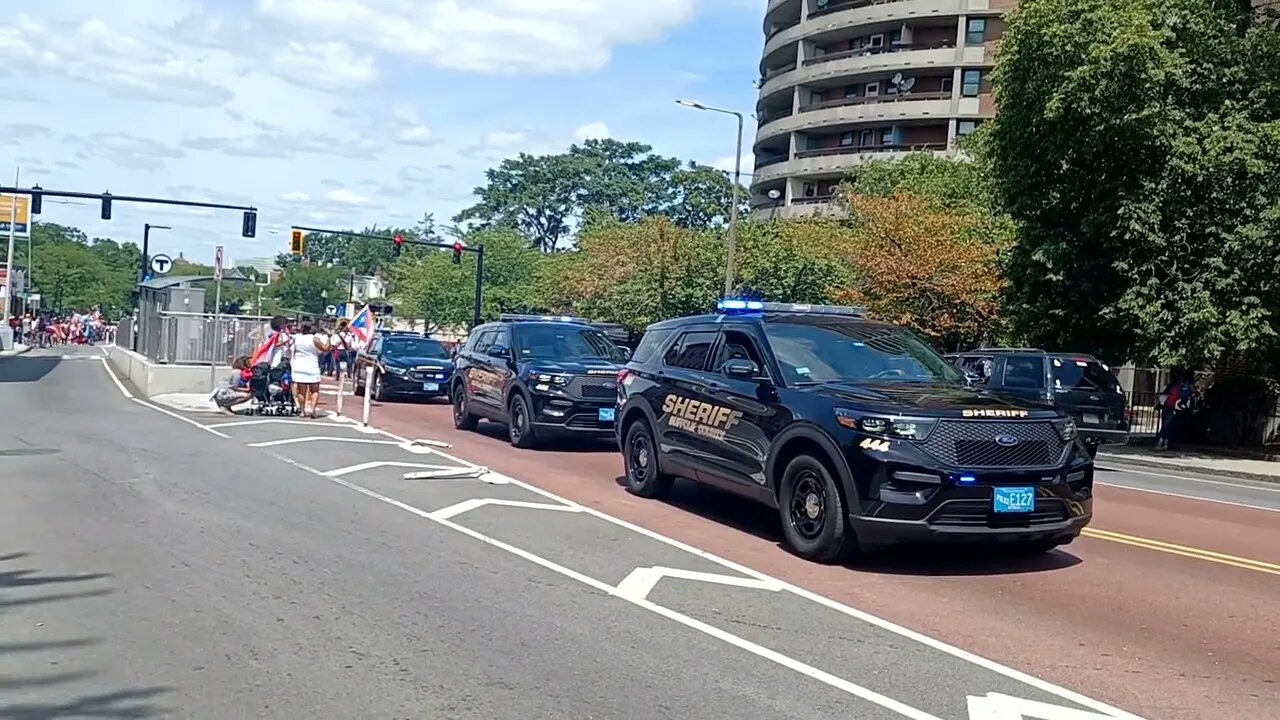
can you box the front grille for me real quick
[570,375,618,399]
[929,499,1069,528]
[408,369,449,381]
[920,420,1067,468]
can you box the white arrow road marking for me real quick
[322,460,462,478]
[207,419,354,429]
[615,566,784,602]
[428,498,580,521]
[402,467,496,482]
[248,436,401,448]
[968,693,1124,719]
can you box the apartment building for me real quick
[752,0,1015,217]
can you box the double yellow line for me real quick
[1083,528,1280,576]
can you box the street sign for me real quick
[150,254,173,275]
[325,305,338,316]
[0,194,31,237]
[214,246,224,281]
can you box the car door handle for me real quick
[704,382,721,395]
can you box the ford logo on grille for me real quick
[603,381,617,390]
[994,434,1020,447]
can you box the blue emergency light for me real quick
[717,298,765,313]
[957,474,977,485]
[716,298,866,316]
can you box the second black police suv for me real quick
[451,314,630,448]
[354,331,454,402]
[615,300,1094,562]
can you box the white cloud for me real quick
[255,0,697,75]
[0,14,232,107]
[182,129,380,159]
[65,132,185,171]
[325,189,372,206]
[389,106,436,147]
[573,122,610,141]
[264,41,378,92]
[280,191,311,203]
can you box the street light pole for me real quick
[677,99,745,297]
[140,223,172,284]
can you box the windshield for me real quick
[762,319,962,385]
[382,338,450,359]
[1051,357,1120,393]
[517,324,625,362]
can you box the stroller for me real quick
[249,361,298,416]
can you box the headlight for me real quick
[834,411,936,441]
[382,365,407,375]
[1055,417,1077,441]
[532,372,569,386]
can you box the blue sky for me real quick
[0,0,763,266]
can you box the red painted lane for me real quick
[352,398,1280,720]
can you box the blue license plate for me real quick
[422,382,439,392]
[993,486,1036,513]
[598,407,616,422]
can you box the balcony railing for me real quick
[796,141,947,159]
[799,90,951,112]
[757,106,797,126]
[794,194,838,205]
[810,0,902,19]
[766,18,801,40]
[755,153,791,168]
[804,40,956,67]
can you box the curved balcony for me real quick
[751,143,949,187]
[760,42,969,100]
[755,93,953,145]
[762,0,967,61]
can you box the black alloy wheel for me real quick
[452,384,478,430]
[507,394,537,449]
[778,454,856,562]
[624,420,673,498]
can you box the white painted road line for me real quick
[615,566,782,602]
[322,460,462,478]
[1098,463,1280,493]
[1095,480,1280,513]
[428,498,581,522]
[207,419,355,430]
[98,357,133,399]
[247,436,402,448]
[967,693,1119,719]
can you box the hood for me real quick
[807,381,1058,419]
[530,359,623,376]
[383,355,453,370]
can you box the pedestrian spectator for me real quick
[1156,370,1199,450]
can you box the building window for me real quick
[941,76,952,93]
[965,18,987,45]
[859,129,873,146]
[961,69,981,97]
[839,132,855,146]
[881,127,896,147]
[957,120,977,136]
[844,85,859,98]
[889,29,902,46]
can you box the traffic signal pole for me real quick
[288,225,486,329]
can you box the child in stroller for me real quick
[249,360,299,416]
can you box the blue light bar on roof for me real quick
[498,313,577,322]
[715,299,866,316]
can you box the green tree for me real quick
[455,139,742,250]
[31,242,114,312]
[273,265,344,314]
[987,0,1280,367]
[735,218,858,303]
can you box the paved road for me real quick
[0,346,1161,719]
[355,387,1280,720]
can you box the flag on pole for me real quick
[249,331,278,366]
[348,304,374,349]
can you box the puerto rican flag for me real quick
[348,304,375,349]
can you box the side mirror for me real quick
[618,346,632,361]
[722,358,760,379]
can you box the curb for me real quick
[0,344,32,359]
[1097,453,1280,485]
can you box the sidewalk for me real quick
[1098,444,1280,483]
[0,343,30,358]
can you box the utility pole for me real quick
[140,223,172,283]
[4,167,18,317]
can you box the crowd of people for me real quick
[6,308,115,347]
[213,313,368,417]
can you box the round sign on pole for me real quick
[325,305,338,316]
[150,254,173,275]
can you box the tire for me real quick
[622,420,674,499]
[452,384,478,431]
[506,393,538,449]
[371,372,387,402]
[778,454,857,562]
[1085,444,1099,460]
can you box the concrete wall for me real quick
[106,345,229,397]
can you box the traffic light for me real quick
[100,192,112,220]
[452,241,464,265]
[30,185,41,215]
[290,228,305,256]
[241,210,257,238]
[393,233,404,257]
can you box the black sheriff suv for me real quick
[451,314,631,448]
[614,300,1094,562]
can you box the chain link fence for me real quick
[132,311,273,366]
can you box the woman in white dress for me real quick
[290,321,331,417]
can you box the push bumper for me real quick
[850,511,1089,549]
[529,394,617,436]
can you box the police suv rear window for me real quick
[630,329,672,365]
[1052,358,1120,393]
[664,331,717,370]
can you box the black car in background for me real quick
[615,301,1093,562]
[450,314,630,448]
[945,349,1129,457]
[354,333,454,402]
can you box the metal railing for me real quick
[136,311,274,366]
